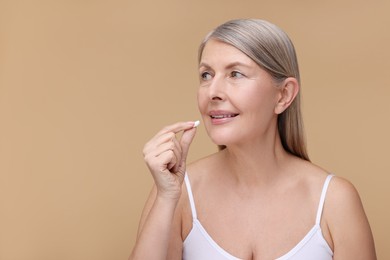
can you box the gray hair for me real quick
[199,19,309,161]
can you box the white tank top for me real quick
[183,174,334,260]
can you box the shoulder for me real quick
[177,152,223,241]
[287,157,331,191]
[324,176,365,231]
[323,176,377,259]
[325,176,364,219]
[327,175,360,202]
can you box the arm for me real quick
[129,122,197,260]
[326,177,376,260]
[130,185,183,260]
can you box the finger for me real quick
[155,121,196,137]
[157,149,176,173]
[179,127,197,167]
[143,121,197,160]
[172,135,182,158]
[145,132,182,157]
[150,141,176,158]
[153,139,182,172]
[170,137,182,173]
[145,138,181,171]
[166,153,178,172]
[143,132,175,156]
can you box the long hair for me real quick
[198,19,310,161]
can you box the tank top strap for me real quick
[315,174,334,225]
[184,173,198,220]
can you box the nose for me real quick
[208,75,225,101]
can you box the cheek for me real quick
[238,87,279,117]
[197,88,208,113]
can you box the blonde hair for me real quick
[199,19,310,161]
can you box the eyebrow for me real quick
[199,61,252,70]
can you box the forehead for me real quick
[200,39,256,67]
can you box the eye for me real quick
[200,71,212,81]
[231,71,245,78]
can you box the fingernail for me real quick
[193,120,200,128]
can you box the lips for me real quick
[210,114,239,119]
[208,110,239,124]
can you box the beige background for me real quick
[0,0,389,259]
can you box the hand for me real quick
[143,121,197,200]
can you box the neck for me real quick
[220,130,292,187]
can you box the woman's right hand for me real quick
[142,121,198,201]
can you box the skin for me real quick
[130,39,376,260]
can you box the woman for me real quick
[130,19,376,260]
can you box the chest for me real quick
[183,222,333,260]
[182,191,318,259]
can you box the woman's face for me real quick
[197,39,282,147]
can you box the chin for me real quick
[208,132,238,147]
[204,122,245,146]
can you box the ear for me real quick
[274,77,299,115]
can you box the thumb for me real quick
[179,126,197,168]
